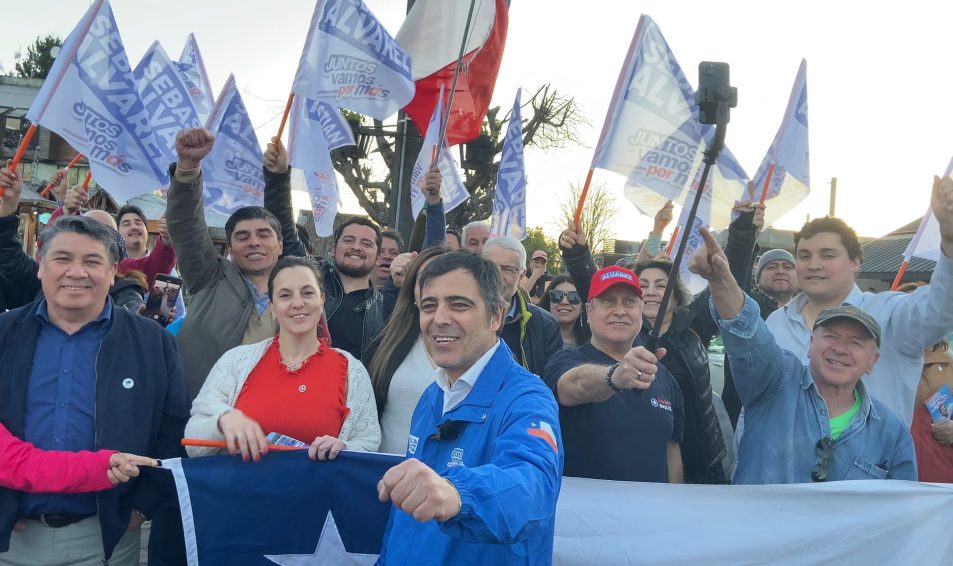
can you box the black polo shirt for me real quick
[543,342,684,482]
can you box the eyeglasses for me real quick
[810,437,834,482]
[549,290,582,305]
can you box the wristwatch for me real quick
[605,363,623,394]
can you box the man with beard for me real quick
[372,230,404,289]
[324,217,385,362]
[753,249,797,314]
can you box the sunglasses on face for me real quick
[810,437,834,482]
[549,290,582,305]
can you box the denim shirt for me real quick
[715,295,916,484]
[765,253,953,426]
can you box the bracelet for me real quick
[605,363,623,394]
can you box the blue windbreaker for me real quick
[378,341,564,565]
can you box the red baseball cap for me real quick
[588,266,643,302]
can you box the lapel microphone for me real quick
[429,420,465,441]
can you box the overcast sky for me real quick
[4,0,953,241]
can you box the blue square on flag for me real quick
[167,451,402,565]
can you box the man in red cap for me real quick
[542,266,684,482]
[521,249,553,305]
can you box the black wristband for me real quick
[605,363,623,394]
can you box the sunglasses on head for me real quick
[810,437,834,482]
[549,290,581,305]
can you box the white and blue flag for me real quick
[749,59,810,226]
[202,75,265,215]
[166,451,399,565]
[490,90,526,239]
[409,88,469,216]
[591,14,749,229]
[292,0,415,120]
[289,98,354,236]
[26,0,167,203]
[133,41,202,168]
[177,33,215,124]
[673,195,711,295]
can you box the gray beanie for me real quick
[756,249,795,280]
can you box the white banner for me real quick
[555,477,953,565]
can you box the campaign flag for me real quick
[591,14,749,229]
[26,0,167,203]
[166,451,401,565]
[133,41,202,168]
[177,33,215,124]
[490,90,526,239]
[397,0,508,145]
[671,195,711,295]
[292,0,414,120]
[289,97,354,236]
[201,75,265,214]
[902,156,953,263]
[747,59,810,226]
[409,88,469,217]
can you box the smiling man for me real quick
[754,248,797,310]
[543,266,684,483]
[0,216,188,564]
[765,175,953,426]
[167,128,303,398]
[376,252,563,565]
[323,217,384,362]
[371,230,403,290]
[690,227,915,483]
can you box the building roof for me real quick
[126,192,228,240]
[0,76,41,112]
[859,216,936,282]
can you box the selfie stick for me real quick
[646,63,735,352]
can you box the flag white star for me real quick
[265,512,378,565]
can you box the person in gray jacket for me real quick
[167,128,305,398]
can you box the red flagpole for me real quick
[8,124,37,172]
[664,226,680,256]
[758,163,775,204]
[889,259,909,291]
[40,153,85,198]
[273,93,295,145]
[181,438,302,451]
[572,169,595,228]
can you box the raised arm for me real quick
[263,138,306,258]
[559,222,596,301]
[166,128,223,295]
[0,163,40,308]
[689,227,790,406]
[884,175,953,356]
[421,168,446,250]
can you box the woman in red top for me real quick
[0,423,156,493]
[186,257,380,461]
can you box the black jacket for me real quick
[0,214,40,312]
[500,291,562,378]
[320,260,384,364]
[0,303,189,557]
[262,167,385,364]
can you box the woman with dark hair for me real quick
[366,246,449,454]
[634,258,728,484]
[186,256,380,461]
[538,274,590,347]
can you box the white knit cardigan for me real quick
[185,338,381,457]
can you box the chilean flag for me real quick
[396,0,508,146]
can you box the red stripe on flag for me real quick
[528,428,558,454]
[404,0,508,146]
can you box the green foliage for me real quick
[521,226,561,274]
[15,35,62,79]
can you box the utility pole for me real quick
[829,177,837,217]
[388,0,421,237]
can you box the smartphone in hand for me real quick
[142,274,183,327]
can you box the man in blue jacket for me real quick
[377,252,564,565]
[0,216,189,565]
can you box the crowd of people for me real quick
[0,126,952,564]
